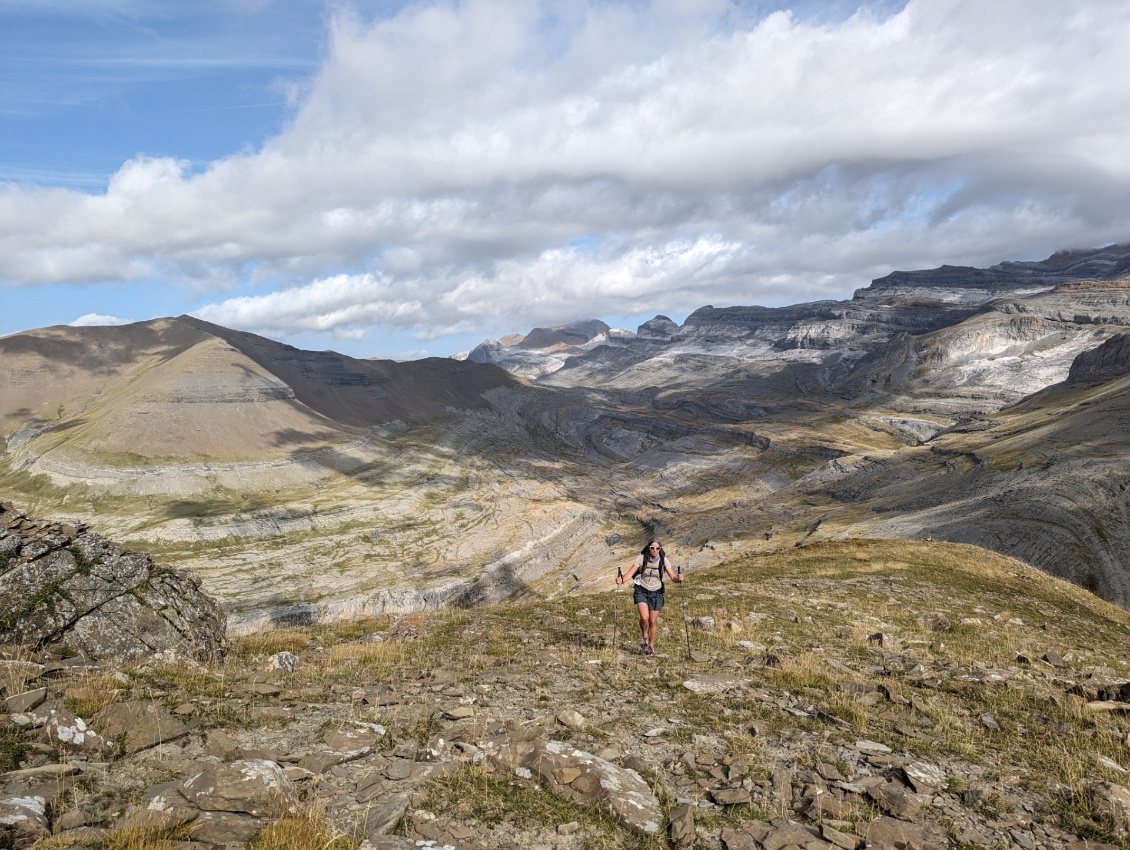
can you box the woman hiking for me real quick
[616,538,683,656]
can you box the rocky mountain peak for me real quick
[517,319,611,350]
[636,314,680,340]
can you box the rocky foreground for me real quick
[5,538,1130,849]
[0,502,225,664]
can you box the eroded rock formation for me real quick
[0,502,225,664]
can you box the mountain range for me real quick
[4,244,1130,627]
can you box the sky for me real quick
[2,0,1130,360]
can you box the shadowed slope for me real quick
[179,316,519,428]
[0,316,519,463]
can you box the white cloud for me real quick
[69,313,132,326]
[6,0,1130,344]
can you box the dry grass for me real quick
[31,822,193,850]
[249,805,357,850]
[17,537,1129,847]
[62,672,125,718]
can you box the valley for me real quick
[4,245,1130,625]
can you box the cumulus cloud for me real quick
[69,313,132,326]
[5,0,1130,344]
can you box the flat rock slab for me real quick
[902,760,946,794]
[860,816,949,850]
[180,759,298,818]
[355,792,410,837]
[94,700,189,754]
[4,688,46,714]
[867,779,925,820]
[488,737,662,836]
[851,740,892,754]
[361,838,477,850]
[298,751,347,774]
[711,788,752,806]
[722,820,820,850]
[0,763,81,786]
[188,810,264,846]
[683,675,746,694]
[0,795,50,848]
[324,726,381,754]
[385,760,413,781]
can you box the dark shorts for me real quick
[633,585,665,611]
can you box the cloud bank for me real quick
[4,0,1130,343]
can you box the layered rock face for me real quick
[465,319,616,379]
[862,243,1130,301]
[6,243,1130,625]
[0,502,225,663]
[484,244,1130,409]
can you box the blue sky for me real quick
[3,0,1129,360]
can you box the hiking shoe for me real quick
[645,645,655,656]
[640,640,649,652]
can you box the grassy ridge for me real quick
[25,538,1130,849]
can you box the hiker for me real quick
[616,538,682,656]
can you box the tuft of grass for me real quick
[63,673,124,718]
[30,821,194,850]
[249,806,357,850]
[0,726,30,772]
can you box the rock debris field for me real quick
[7,532,1130,849]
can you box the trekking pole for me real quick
[612,567,623,653]
[678,565,692,660]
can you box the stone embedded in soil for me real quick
[867,779,924,820]
[683,674,746,694]
[821,823,863,850]
[0,796,50,848]
[859,816,949,850]
[180,760,298,819]
[486,736,662,835]
[93,700,189,754]
[901,760,946,794]
[4,688,46,714]
[710,787,752,806]
[355,792,410,838]
[555,709,585,728]
[267,651,298,672]
[668,802,694,847]
[1086,781,1130,828]
[39,706,103,752]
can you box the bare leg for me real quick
[647,610,660,649]
[637,601,650,644]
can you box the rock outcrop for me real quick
[862,242,1130,302]
[0,503,225,664]
[1068,331,1130,384]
